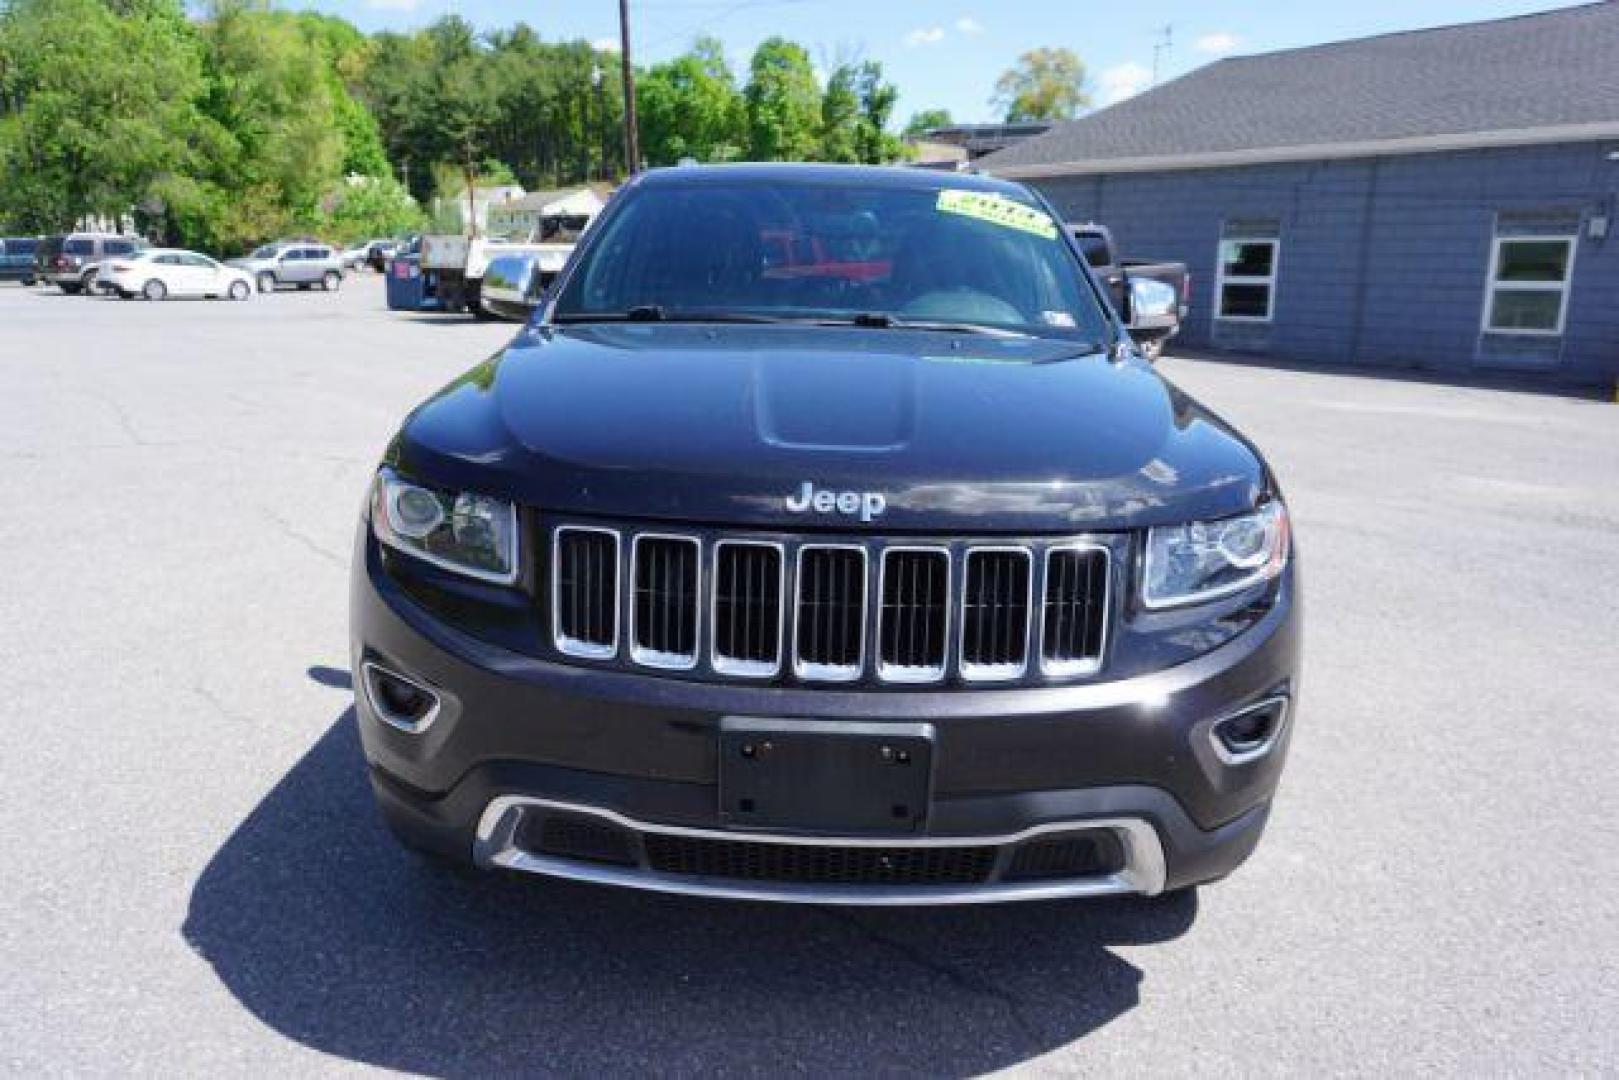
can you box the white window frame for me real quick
[1482,234,1576,337]
[1214,236,1279,323]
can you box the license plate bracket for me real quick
[718,718,935,834]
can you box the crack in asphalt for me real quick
[816,907,1042,1044]
[258,506,348,569]
[191,683,257,727]
[82,389,151,447]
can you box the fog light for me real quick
[1210,697,1288,765]
[361,661,442,733]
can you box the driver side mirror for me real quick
[1124,277,1177,330]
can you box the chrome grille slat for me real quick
[1041,544,1110,676]
[960,547,1033,681]
[878,547,949,682]
[631,535,700,669]
[553,527,620,658]
[549,525,1107,684]
[793,545,866,682]
[712,541,784,677]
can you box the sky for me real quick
[292,0,1586,124]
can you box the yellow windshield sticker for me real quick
[936,189,1057,239]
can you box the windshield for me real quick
[552,179,1108,339]
[250,245,277,259]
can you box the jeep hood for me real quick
[389,324,1269,532]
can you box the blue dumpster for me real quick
[385,255,424,310]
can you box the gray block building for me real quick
[981,3,1619,390]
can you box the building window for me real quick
[1216,237,1278,322]
[1484,235,1575,335]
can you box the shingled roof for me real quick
[983,2,1619,177]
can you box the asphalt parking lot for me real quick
[1,277,1614,1075]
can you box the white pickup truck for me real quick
[421,211,597,317]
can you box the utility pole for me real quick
[618,0,641,174]
[1151,24,1173,85]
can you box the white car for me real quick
[340,243,371,271]
[104,248,255,301]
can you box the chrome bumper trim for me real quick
[471,796,1166,905]
[359,660,442,734]
[1208,694,1292,766]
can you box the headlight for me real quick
[1142,501,1289,609]
[371,470,519,585]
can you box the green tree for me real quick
[991,48,1089,121]
[743,37,821,161]
[197,3,351,247]
[903,108,953,136]
[360,18,621,196]
[318,174,422,244]
[818,64,861,163]
[820,61,902,164]
[0,0,215,234]
[638,36,746,165]
[332,88,389,177]
[849,61,902,164]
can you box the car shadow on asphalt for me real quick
[184,704,1197,1075]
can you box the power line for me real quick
[641,0,822,53]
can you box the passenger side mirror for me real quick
[481,255,544,322]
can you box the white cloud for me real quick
[954,16,984,35]
[365,0,420,10]
[1097,61,1152,106]
[1195,31,1242,55]
[904,26,946,47]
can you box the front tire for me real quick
[321,270,341,291]
[81,269,99,294]
[228,280,251,301]
[257,272,275,294]
[60,282,81,296]
[142,279,167,301]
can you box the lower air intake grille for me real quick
[878,548,949,681]
[712,542,783,676]
[632,535,700,668]
[794,546,866,680]
[643,834,997,885]
[1004,831,1125,882]
[1041,545,1110,674]
[518,812,636,867]
[553,528,619,658]
[960,548,1032,680]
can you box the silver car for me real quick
[227,242,345,293]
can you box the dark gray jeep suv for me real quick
[36,233,144,294]
[351,165,1301,905]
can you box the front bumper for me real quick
[353,533,1300,902]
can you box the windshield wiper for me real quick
[553,308,1041,339]
[1030,342,1109,363]
[821,313,1034,339]
[552,306,796,325]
